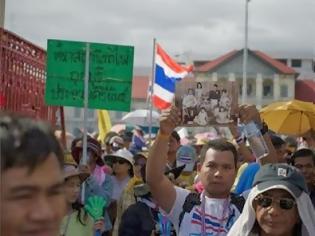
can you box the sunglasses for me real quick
[112,159,128,165]
[135,158,146,166]
[255,195,296,210]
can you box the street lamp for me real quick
[242,0,250,104]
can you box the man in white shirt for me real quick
[146,105,277,236]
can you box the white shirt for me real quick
[111,176,130,201]
[167,187,241,236]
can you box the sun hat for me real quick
[109,135,124,146]
[64,164,89,182]
[71,136,103,166]
[105,148,134,166]
[253,163,308,198]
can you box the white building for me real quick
[194,49,297,108]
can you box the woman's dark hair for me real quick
[197,82,202,89]
[128,162,134,177]
[72,201,89,225]
[1,113,64,172]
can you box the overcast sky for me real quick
[5,0,315,67]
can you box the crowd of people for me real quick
[1,103,315,236]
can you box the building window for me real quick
[278,59,287,65]
[280,85,288,97]
[291,59,302,67]
[74,108,81,118]
[263,84,273,97]
[239,84,243,96]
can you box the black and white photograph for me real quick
[175,81,238,126]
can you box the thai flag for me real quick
[152,44,193,110]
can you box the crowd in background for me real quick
[1,104,315,236]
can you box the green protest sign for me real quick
[45,39,134,111]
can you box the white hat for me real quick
[105,148,134,166]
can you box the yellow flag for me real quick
[97,110,112,144]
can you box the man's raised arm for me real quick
[146,107,181,213]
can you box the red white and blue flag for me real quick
[152,44,192,110]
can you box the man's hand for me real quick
[228,121,240,138]
[159,106,181,136]
[238,104,262,125]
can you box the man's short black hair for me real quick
[199,139,238,168]
[1,113,64,172]
[291,148,315,165]
[171,130,181,143]
[270,134,285,149]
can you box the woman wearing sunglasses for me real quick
[228,163,315,236]
[104,148,135,233]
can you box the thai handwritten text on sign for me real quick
[45,39,134,111]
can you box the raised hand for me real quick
[238,104,262,125]
[159,106,181,136]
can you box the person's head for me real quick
[63,164,89,205]
[106,148,134,177]
[251,163,308,236]
[109,135,124,152]
[302,131,315,149]
[270,135,287,163]
[214,84,219,90]
[71,136,103,167]
[120,131,133,149]
[196,82,202,89]
[291,148,315,186]
[200,107,206,113]
[104,131,118,154]
[198,139,238,198]
[1,113,66,236]
[133,152,147,178]
[188,88,194,95]
[168,130,181,154]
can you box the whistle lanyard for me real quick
[158,212,171,236]
[200,192,229,236]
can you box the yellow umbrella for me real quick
[260,99,315,136]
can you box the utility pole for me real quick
[0,0,5,28]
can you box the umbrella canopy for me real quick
[121,109,160,127]
[260,99,315,136]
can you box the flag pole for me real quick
[149,38,157,145]
[81,42,90,204]
[242,0,249,104]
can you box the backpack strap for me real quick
[178,192,201,229]
[230,193,245,213]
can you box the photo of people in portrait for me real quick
[175,81,238,126]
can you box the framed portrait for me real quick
[175,80,238,127]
